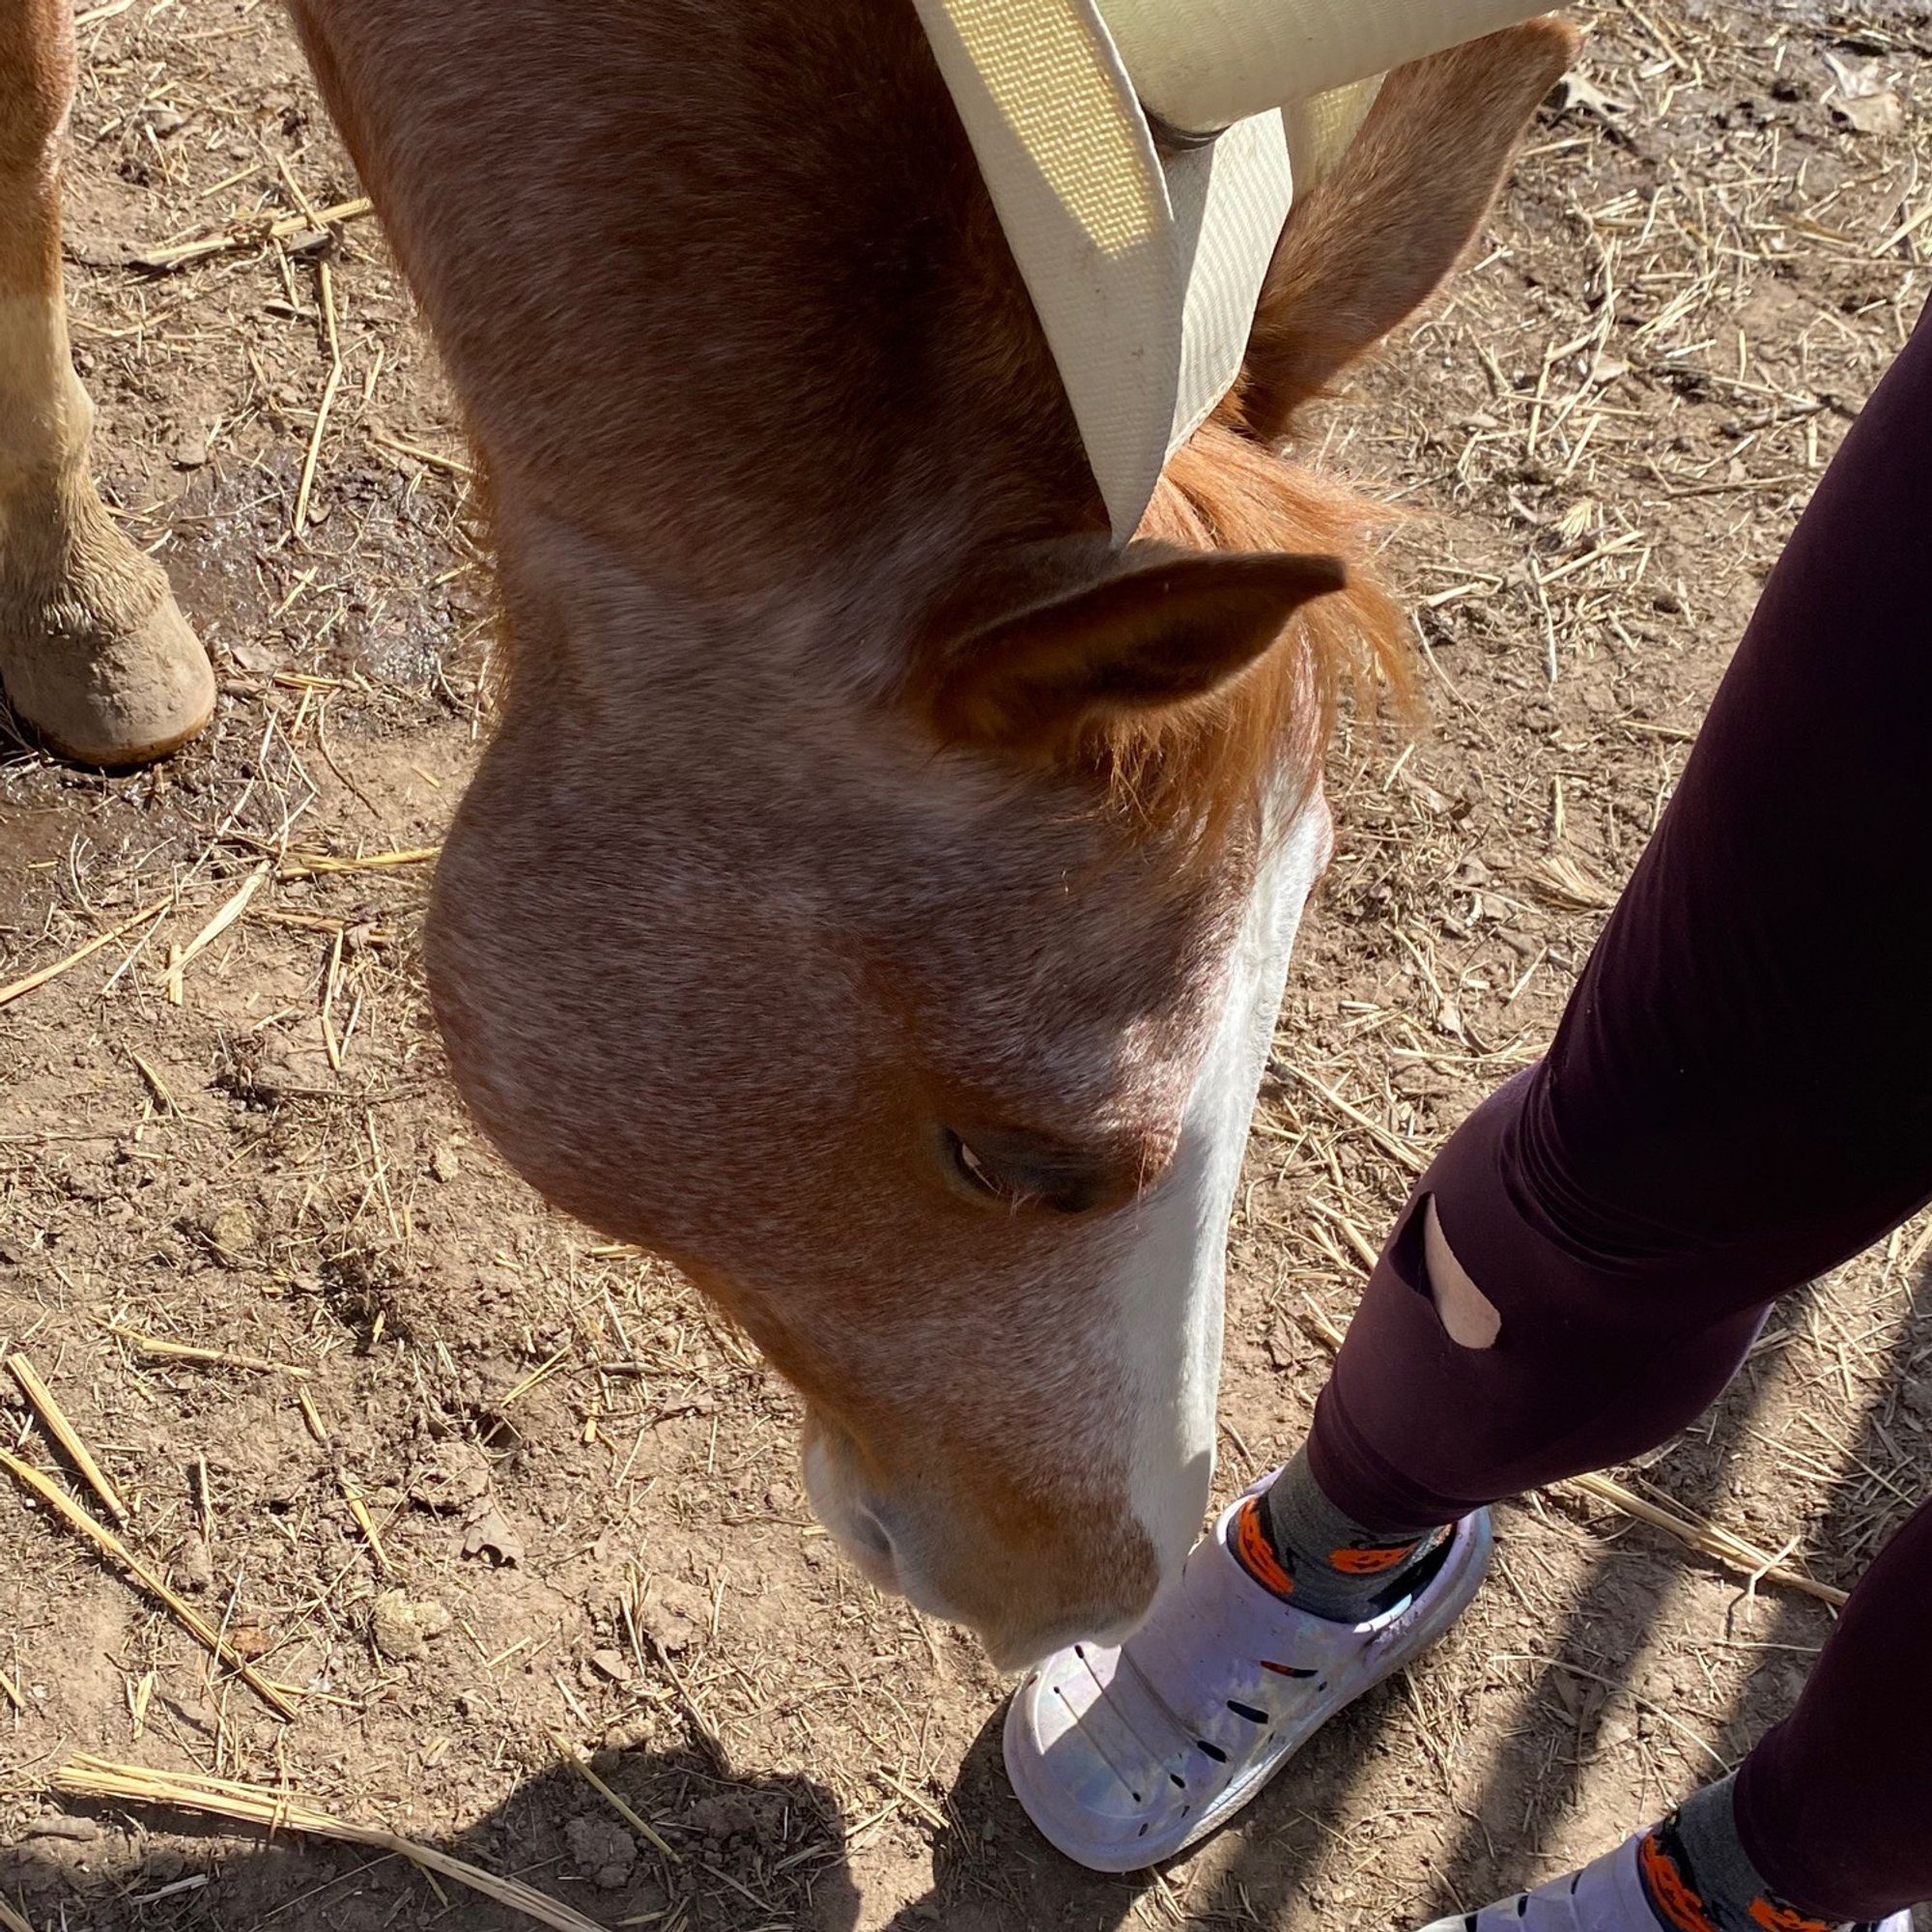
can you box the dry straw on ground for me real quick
[0,1450,299,1721]
[51,1758,609,1932]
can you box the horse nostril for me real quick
[852,1506,894,1562]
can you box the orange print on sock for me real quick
[1329,1539,1421,1575]
[1747,1897,1834,1932]
[1638,1832,1720,1932]
[1233,1498,1296,1598]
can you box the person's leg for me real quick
[1311,275,1932,1527]
[1009,299,1932,1884]
[1284,302,1932,1917]
[1731,1495,1932,1918]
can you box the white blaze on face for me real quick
[1113,792,1334,1601]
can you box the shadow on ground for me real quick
[5,1745,860,1932]
[12,1269,1929,1932]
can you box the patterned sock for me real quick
[1230,1446,1450,1624]
[1637,1776,1853,1932]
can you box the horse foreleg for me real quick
[0,0,213,765]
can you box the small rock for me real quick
[226,643,282,683]
[65,234,138,269]
[588,1648,631,1685]
[1403,775,1455,817]
[679,1791,785,1850]
[227,1617,273,1662]
[169,1533,215,1594]
[639,1576,710,1655]
[202,1203,256,1257]
[563,1814,636,1889]
[461,1507,525,1568]
[1824,53,1905,137]
[171,430,209,469]
[250,1020,337,1097]
[1393,1064,1460,1103]
[430,1141,462,1183]
[1833,89,1904,137]
[371,1589,451,1662]
[1596,1714,1636,1753]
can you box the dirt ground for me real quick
[4,3,1930,1928]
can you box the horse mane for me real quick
[1085,418,1413,855]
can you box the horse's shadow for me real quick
[16,1258,1929,1932]
[2,1743,864,1932]
[0,1688,1378,1932]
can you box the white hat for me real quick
[910,0,1553,540]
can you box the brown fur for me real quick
[309,0,1576,1662]
[8,0,1577,1660]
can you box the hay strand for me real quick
[1556,1470,1849,1608]
[157,862,270,985]
[550,1733,678,1861]
[0,1448,298,1720]
[5,1351,129,1524]
[0,896,171,1011]
[106,1325,311,1379]
[277,846,440,881]
[50,1757,610,1932]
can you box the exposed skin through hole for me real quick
[1423,1194,1501,1349]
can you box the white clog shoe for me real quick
[1004,1480,1492,1871]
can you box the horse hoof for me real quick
[1,567,215,768]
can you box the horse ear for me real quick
[1237,16,1581,442]
[922,549,1345,753]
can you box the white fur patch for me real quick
[1113,793,1333,1590]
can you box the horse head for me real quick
[292,0,1576,1664]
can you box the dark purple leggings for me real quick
[1306,303,1932,1920]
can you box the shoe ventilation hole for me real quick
[1226,1700,1268,1725]
[1195,1739,1228,1764]
[1138,1823,1150,1836]
[1259,1661,1318,1679]
[1463,1916,1480,1931]
[1570,1877,1581,1896]
[1169,1774,1186,1790]
[1517,1896,1530,1918]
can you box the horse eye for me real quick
[940,1127,1109,1214]
[946,1130,1007,1200]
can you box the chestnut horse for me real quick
[0,0,1575,1665]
